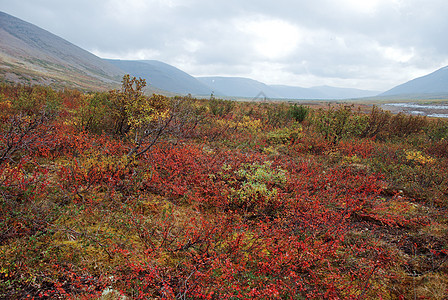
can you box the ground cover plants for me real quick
[0,77,447,299]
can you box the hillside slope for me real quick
[106,59,214,96]
[381,66,448,97]
[197,76,282,98]
[0,11,124,90]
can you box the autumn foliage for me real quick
[0,78,447,299]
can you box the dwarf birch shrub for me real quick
[288,104,309,123]
[209,96,234,117]
[229,161,287,213]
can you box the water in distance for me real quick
[382,102,448,118]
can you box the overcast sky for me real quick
[1,0,448,91]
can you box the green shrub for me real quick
[359,106,391,138]
[389,113,427,137]
[425,119,448,141]
[313,104,354,144]
[263,103,290,128]
[208,96,234,117]
[229,161,287,214]
[10,85,61,117]
[288,104,309,123]
[76,92,113,134]
[265,124,303,145]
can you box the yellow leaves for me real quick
[107,75,171,138]
[262,145,279,156]
[125,94,170,129]
[61,149,130,192]
[230,161,287,206]
[0,98,12,120]
[343,154,362,164]
[241,115,262,132]
[88,152,129,171]
[265,125,303,145]
[216,115,262,133]
[116,81,170,131]
[405,150,435,165]
[0,163,27,182]
[0,267,10,277]
[215,118,234,128]
[0,99,12,110]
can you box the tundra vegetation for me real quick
[0,76,447,299]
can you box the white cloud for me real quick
[105,0,151,26]
[339,0,389,14]
[183,39,204,53]
[237,17,301,60]
[91,48,161,60]
[380,45,415,63]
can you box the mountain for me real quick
[310,86,380,99]
[269,85,325,99]
[105,59,213,96]
[197,76,283,98]
[381,66,448,97]
[0,11,124,90]
[198,76,380,100]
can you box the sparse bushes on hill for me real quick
[0,84,62,119]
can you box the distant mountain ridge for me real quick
[197,77,380,100]
[381,66,448,97]
[104,60,381,99]
[105,59,213,96]
[197,76,281,98]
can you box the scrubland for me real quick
[1,76,447,299]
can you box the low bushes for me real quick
[1,81,447,299]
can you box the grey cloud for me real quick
[1,0,447,90]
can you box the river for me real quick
[381,102,448,118]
